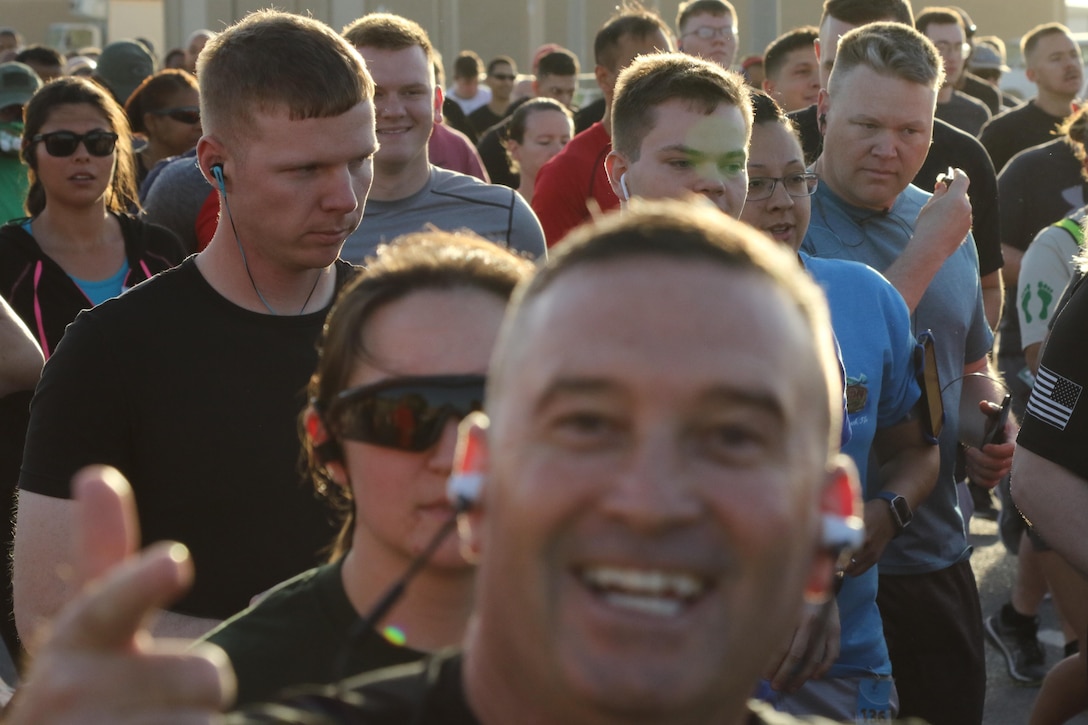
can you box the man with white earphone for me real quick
[12,201,865,725]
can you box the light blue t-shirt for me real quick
[802,183,993,575]
[803,253,920,678]
[70,260,130,305]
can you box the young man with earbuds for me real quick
[10,200,867,725]
[14,10,378,642]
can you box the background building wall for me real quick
[0,0,1072,83]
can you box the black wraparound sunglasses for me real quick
[324,374,486,452]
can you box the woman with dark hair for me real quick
[503,97,572,201]
[199,230,533,707]
[0,76,183,359]
[123,68,202,188]
[0,75,183,666]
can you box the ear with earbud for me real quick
[210,162,226,193]
[305,404,344,467]
[818,113,827,131]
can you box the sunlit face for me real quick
[359,44,436,174]
[474,257,833,722]
[607,98,750,218]
[144,85,202,156]
[535,73,578,109]
[816,64,935,211]
[218,101,376,272]
[31,102,115,209]
[924,22,967,87]
[487,61,516,103]
[765,46,820,112]
[343,287,507,569]
[679,11,738,69]
[1027,31,1084,99]
[508,108,573,187]
[740,121,811,251]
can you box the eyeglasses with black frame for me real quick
[746,172,819,202]
[323,374,486,452]
[31,130,118,157]
[150,106,201,124]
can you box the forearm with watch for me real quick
[846,417,939,576]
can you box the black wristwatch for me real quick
[875,491,912,536]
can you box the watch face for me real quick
[891,496,912,528]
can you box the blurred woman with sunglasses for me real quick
[123,69,202,190]
[0,75,183,664]
[198,231,533,706]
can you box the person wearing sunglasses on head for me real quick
[123,69,202,192]
[193,231,532,707]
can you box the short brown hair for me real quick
[198,10,372,145]
[342,12,439,70]
[611,51,752,160]
[676,0,737,33]
[594,2,673,71]
[305,231,534,559]
[828,21,943,95]
[820,0,914,29]
[491,199,841,453]
[915,7,965,36]
[1021,22,1073,63]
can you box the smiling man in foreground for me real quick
[10,201,861,725]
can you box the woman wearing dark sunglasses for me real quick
[0,75,184,661]
[198,231,533,707]
[123,69,202,190]
[0,76,184,360]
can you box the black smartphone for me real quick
[914,331,944,443]
[981,393,1012,446]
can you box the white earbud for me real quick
[619,172,631,202]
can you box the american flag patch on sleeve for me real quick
[1026,365,1083,431]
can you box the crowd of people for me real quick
[1,0,1088,723]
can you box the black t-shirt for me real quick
[935,91,990,137]
[20,258,354,618]
[467,105,504,140]
[793,105,1003,277]
[230,650,845,724]
[960,73,1002,115]
[980,100,1067,174]
[1018,272,1088,480]
[204,560,425,707]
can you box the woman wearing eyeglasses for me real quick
[198,231,533,707]
[123,69,202,189]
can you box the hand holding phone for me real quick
[981,393,1012,446]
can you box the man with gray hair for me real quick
[801,22,1014,725]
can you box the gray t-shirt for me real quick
[802,182,993,575]
[341,165,546,263]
